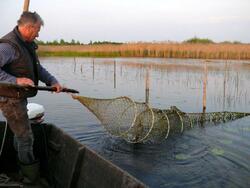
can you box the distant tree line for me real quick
[36,39,82,45]
[184,37,214,44]
[36,38,244,45]
[88,40,123,45]
[184,37,243,44]
[36,39,123,45]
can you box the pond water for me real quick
[10,58,250,187]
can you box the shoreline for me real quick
[37,43,250,60]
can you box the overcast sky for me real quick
[1,0,250,43]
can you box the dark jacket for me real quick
[0,27,40,97]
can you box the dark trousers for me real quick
[0,97,35,164]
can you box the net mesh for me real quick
[123,102,154,143]
[73,96,137,137]
[73,95,250,143]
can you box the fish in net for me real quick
[72,95,250,143]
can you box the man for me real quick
[0,11,62,183]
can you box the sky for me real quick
[1,0,250,43]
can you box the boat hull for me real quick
[0,122,146,188]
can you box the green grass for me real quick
[37,51,122,57]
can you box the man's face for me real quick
[25,23,41,42]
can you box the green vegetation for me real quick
[175,153,190,160]
[88,40,123,45]
[36,39,123,45]
[221,40,242,44]
[36,39,82,45]
[219,139,233,145]
[184,37,214,44]
[37,38,250,59]
[211,147,225,156]
[37,51,123,57]
[36,38,248,46]
[37,46,250,59]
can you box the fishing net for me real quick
[162,106,192,135]
[122,102,154,143]
[73,95,192,143]
[144,109,170,143]
[73,95,250,143]
[187,111,250,126]
[72,96,137,137]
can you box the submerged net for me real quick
[123,102,154,143]
[73,96,137,137]
[73,95,250,143]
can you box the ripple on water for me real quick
[37,58,250,188]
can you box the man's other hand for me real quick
[16,77,34,86]
[51,83,63,93]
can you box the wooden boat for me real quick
[0,121,146,188]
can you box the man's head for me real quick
[17,11,44,42]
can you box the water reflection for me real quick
[202,61,208,113]
[145,66,150,104]
[57,57,250,112]
[26,57,250,188]
[113,60,117,89]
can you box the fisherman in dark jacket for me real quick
[0,11,62,184]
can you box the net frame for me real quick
[73,95,250,143]
[144,109,170,143]
[105,96,137,136]
[122,102,155,143]
[72,95,138,137]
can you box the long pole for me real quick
[114,60,116,89]
[145,66,150,104]
[223,61,228,110]
[202,61,208,113]
[23,0,30,12]
[92,59,95,80]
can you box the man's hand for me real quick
[51,83,63,93]
[16,77,34,86]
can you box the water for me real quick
[5,57,250,187]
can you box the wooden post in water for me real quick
[92,59,95,80]
[114,60,117,89]
[73,57,76,73]
[23,0,30,12]
[80,64,83,73]
[223,61,228,110]
[202,61,208,113]
[145,66,150,104]
[120,65,123,77]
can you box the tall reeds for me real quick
[37,43,250,60]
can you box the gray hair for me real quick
[17,11,44,27]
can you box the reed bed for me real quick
[37,43,250,60]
